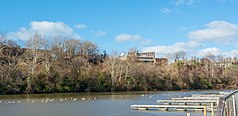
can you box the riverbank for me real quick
[1,38,238,95]
[1,88,236,96]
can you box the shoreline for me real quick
[0,88,236,96]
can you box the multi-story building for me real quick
[127,51,168,65]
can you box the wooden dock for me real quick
[130,92,228,114]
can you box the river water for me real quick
[0,90,232,116]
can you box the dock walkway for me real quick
[130,93,227,113]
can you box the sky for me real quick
[1,0,238,58]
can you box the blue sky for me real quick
[1,0,238,58]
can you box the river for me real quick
[0,90,232,116]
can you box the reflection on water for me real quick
[0,90,233,116]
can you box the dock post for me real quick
[187,113,191,116]
[211,102,214,116]
[203,106,207,116]
[232,95,236,116]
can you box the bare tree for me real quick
[205,53,216,61]
[0,33,7,53]
[174,51,186,61]
[65,39,80,57]
[50,37,66,62]
[105,51,120,90]
[0,39,23,86]
[25,33,47,93]
[80,41,98,57]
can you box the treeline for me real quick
[0,33,238,94]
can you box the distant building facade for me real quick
[127,51,168,65]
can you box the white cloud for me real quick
[115,34,152,45]
[197,48,238,58]
[142,41,199,58]
[142,21,238,59]
[9,28,32,41]
[9,21,80,41]
[188,21,238,44]
[173,0,198,6]
[196,47,222,57]
[115,34,142,42]
[92,30,107,37]
[223,50,238,58]
[161,7,172,15]
[74,24,87,29]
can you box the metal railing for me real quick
[217,90,238,116]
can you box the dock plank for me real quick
[192,94,225,97]
[157,99,219,105]
[131,105,210,111]
[172,97,220,100]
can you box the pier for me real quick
[130,91,236,116]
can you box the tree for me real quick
[174,51,186,61]
[25,33,47,93]
[3,41,22,81]
[0,33,7,53]
[80,41,98,57]
[0,38,24,94]
[105,52,119,90]
[65,39,80,57]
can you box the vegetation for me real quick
[0,33,238,94]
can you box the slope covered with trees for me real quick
[0,33,238,94]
